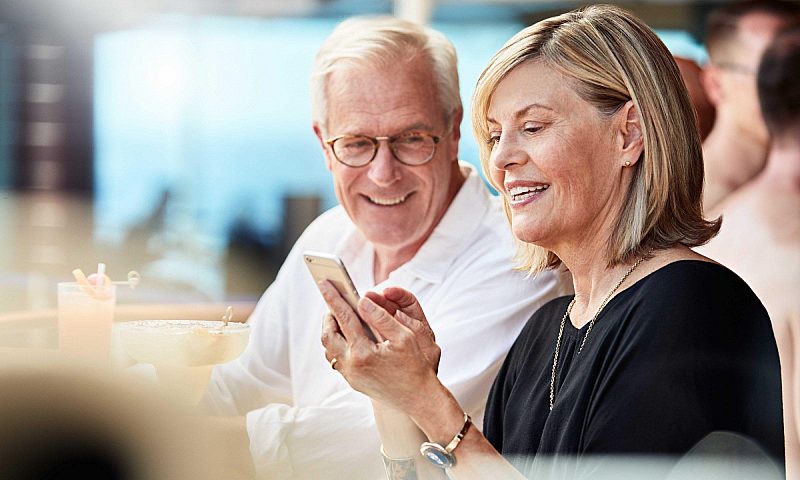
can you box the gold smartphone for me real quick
[303,251,378,342]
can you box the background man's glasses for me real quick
[325,132,441,167]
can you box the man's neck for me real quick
[703,121,769,211]
[371,167,467,283]
[372,245,418,284]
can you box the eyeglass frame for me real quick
[324,131,442,167]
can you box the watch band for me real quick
[444,412,471,452]
[419,412,472,469]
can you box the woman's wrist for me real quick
[407,374,467,445]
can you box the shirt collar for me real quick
[333,162,493,287]
[392,163,491,285]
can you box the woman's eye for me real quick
[524,126,542,135]
[487,133,501,146]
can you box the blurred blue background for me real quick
[0,0,709,311]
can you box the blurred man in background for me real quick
[698,26,800,478]
[201,16,566,480]
[700,0,799,213]
[674,56,715,141]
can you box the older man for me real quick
[700,0,799,213]
[203,17,566,479]
[699,26,800,479]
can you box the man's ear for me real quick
[700,65,724,108]
[619,100,643,166]
[313,122,334,171]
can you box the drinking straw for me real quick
[222,306,234,327]
[95,263,106,286]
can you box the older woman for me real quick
[319,5,783,478]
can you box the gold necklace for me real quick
[549,257,645,411]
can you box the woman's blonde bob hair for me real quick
[472,4,720,274]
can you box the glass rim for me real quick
[117,319,250,333]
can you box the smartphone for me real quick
[302,251,378,342]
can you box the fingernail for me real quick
[362,299,376,312]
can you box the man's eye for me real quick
[343,139,370,149]
[398,135,425,145]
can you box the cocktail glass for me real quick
[117,320,250,405]
[57,282,117,362]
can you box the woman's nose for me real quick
[490,134,526,172]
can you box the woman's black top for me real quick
[484,261,784,477]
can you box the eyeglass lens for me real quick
[332,134,437,166]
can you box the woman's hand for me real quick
[364,287,441,372]
[318,281,442,414]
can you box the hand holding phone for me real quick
[303,251,378,342]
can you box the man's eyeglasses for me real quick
[325,132,441,167]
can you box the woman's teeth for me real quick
[508,185,549,201]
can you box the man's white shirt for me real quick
[205,164,569,479]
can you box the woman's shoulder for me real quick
[635,259,757,301]
[625,259,770,337]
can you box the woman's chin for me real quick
[511,226,545,246]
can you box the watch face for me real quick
[420,442,455,468]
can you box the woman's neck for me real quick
[557,247,628,328]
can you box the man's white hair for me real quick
[310,16,461,133]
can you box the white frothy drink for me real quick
[118,320,250,405]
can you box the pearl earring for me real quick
[624,161,631,167]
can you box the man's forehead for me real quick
[328,60,436,95]
[324,62,443,132]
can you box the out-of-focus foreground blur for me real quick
[0,1,779,478]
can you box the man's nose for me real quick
[366,140,401,186]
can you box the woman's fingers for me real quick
[357,296,412,343]
[318,281,369,342]
[321,313,347,363]
[395,310,441,371]
[363,291,399,316]
[382,287,428,324]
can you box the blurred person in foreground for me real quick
[698,26,800,479]
[201,16,566,479]
[320,5,784,479]
[700,0,800,213]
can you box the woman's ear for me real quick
[619,100,643,166]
